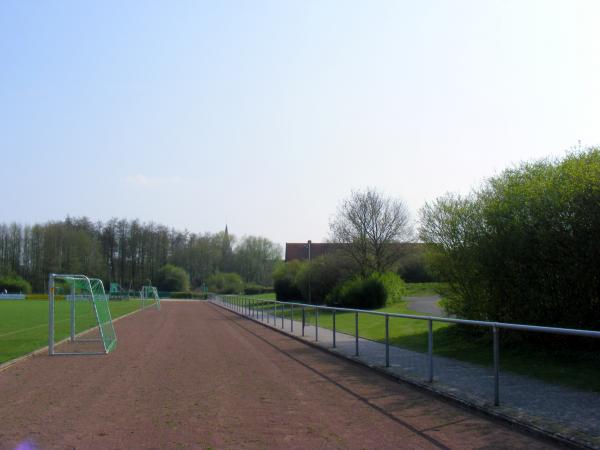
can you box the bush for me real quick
[420,148,600,329]
[243,283,274,295]
[325,274,387,309]
[207,272,244,294]
[396,248,435,282]
[156,264,190,292]
[272,260,304,301]
[295,254,354,304]
[373,272,406,304]
[0,274,32,294]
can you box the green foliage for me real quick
[206,272,244,294]
[420,148,600,329]
[156,264,190,292]
[233,236,282,286]
[243,283,274,295]
[0,273,32,294]
[169,291,207,299]
[295,254,353,304]
[325,274,387,309]
[272,260,304,301]
[396,246,435,282]
[373,272,406,304]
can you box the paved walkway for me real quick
[214,299,600,448]
[405,295,444,316]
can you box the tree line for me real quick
[0,217,281,293]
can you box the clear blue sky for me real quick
[2,1,599,245]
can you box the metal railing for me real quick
[211,294,600,407]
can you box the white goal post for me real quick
[141,285,161,310]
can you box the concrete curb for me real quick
[209,300,590,450]
[0,307,145,374]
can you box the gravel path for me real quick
[405,295,444,316]
[219,300,600,448]
[0,302,560,449]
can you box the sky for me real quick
[1,0,599,246]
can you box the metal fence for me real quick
[210,294,600,408]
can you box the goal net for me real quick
[141,285,161,310]
[48,274,117,355]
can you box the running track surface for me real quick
[0,302,563,449]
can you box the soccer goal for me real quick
[141,285,161,310]
[48,273,117,355]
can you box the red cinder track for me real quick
[0,302,563,449]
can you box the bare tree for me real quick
[330,188,412,275]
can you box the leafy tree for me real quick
[420,148,600,329]
[206,272,244,294]
[156,264,190,292]
[330,188,412,276]
[272,260,304,301]
[295,253,354,304]
[233,236,282,286]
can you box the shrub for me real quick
[396,250,435,282]
[207,272,244,294]
[272,260,304,301]
[0,274,32,294]
[325,274,387,309]
[294,254,352,304]
[420,148,600,329]
[244,283,274,295]
[373,272,406,304]
[156,264,190,292]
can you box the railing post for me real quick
[355,311,359,356]
[281,303,284,329]
[291,304,294,333]
[428,319,434,383]
[315,306,319,341]
[48,274,54,356]
[70,281,75,342]
[261,300,264,322]
[302,306,305,336]
[493,325,500,406]
[385,314,389,367]
[274,302,277,325]
[332,310,336,348]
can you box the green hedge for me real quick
[26,294,66,300]
[272,261,303,301]
[0,274,32,294]
[207,272,244,294]
[169,291,207,299]
[243,283,274,295]
[325,274,387,309]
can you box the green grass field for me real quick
[0,299,142,364]
[234,284,600,393]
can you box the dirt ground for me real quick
[0,302,564,450]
